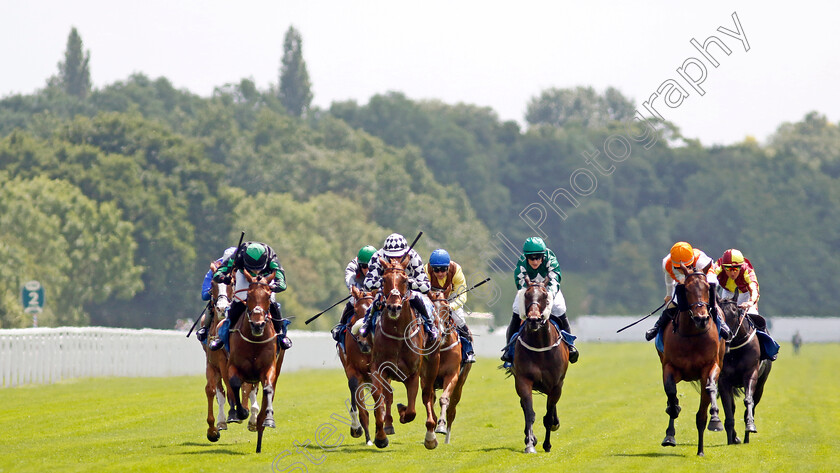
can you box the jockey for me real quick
[714,248,769,330]
[208,241,292,351]
[644,241,732,342]
[331,245,376,342]
[424,249,476,363]
[196,246,236,342]
[501,237,578,364]
[357,233,438,347]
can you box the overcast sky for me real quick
[2,0,839,146]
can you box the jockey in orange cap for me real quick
[644,242,732,342]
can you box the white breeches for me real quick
[232,271,276,303]
[718,287,759,315]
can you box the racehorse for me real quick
[656,265,726,456]
[369,255,439,449]
[336,287,393,445]
[202,280,236,442]
[510,278,569,453]
[226,271,286,453]
[427,288,472,445]
[718,298,773,444]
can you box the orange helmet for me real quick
[670,242,694,267]
[721,249,744,265]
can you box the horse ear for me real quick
[244,270,254,283]
[351,286,360,300]
[678,263,690,276]
[379,257,389,268]
[265,272,275,284]
[524,275,531,286]
[399,252,410,267]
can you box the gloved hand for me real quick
[270,280,283,293]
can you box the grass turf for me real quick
[0,342,837,472]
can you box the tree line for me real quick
[0,28,836,330]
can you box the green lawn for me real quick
[1,343,837,472]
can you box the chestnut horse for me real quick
[427,288,472,445]
[718,298,773,444]
[510,278,569,453]
[657,265,725,456]
[337,287,393,445]
[369,255,439,449]
[202,280,236,442]
[226,271,286,453]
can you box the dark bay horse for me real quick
[227,271,286,453]
[369,256,439,449]
[336,286,393,445]
[718,298,773,444]
[202,280,235,442]
[657,265,725,456]
[428,288,472,445]
[511,279,569,453]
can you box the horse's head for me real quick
[244,270,274,337]
[521,277,551,332]
[211,279,233,324]
[680,265,711,330]
[380,256,409,319]
[428,288,449,330]
[351,286,377,323]
[718,297,744,334]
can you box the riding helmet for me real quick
[382,233,408,258]
[357,245,377,264]
[243,242,268,271]
[522,237,547,255]
[429,249,450,268]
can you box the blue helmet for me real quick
[429,249,450,268]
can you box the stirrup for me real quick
[567,345,579,364]
[196,327,208,342]
[645,326,659,341]
[278,336,292,350]
[464,351,476,364]
[208,338,224,351]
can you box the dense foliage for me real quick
[1,34,837,328]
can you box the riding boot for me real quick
[410,296,438,341]
[500,312,521,363]
[357,300,379,354]
[209,301,244,351]
[645,309,673,341]
[270,302,292,350]
[553,314,579,364]
[456,325,476,363]
[332,301,355,342]
[196,306,213,342]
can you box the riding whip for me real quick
[186,301,211,338]
[615,299,669,333]
[304,295,352,325]
[447,277,491,302]
[404,231,423,258]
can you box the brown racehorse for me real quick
[369,256,439,449]
[336,287,394,445]
[226,271,286,453]
[718,298,773,445]
[510,278,569,453]
[657,265,726,456]
[202,280,235,442]
[427,288,472,445]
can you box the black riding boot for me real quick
[645,309,674,341]
[196,305,213,342]
[357,297,380,354]
[209,301,245,351]
[332,301,355,342]
[410,296,439,341]
[500,312,521,363]
[553,314,579,364]
[270,302,292,350]
[456,325,476,363]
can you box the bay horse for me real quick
[336,286,393,445]
[656,265,725,456]
[369,255,439,449]
[202,280,236,442]
[427,288,472,445]
[226,271,286,453]
[510,278,569,453]
[718,298,773,444]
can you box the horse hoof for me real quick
[746,423,757,433]
[248,423,258,432]
[216,423,227,431]
[662,436,676,447]
[435,421,447,434]
[731,436,741,445]
[708,419,724,431]
[524,446,537,454]
[374,437,389,449]
[384,425,395,435]
[544,444,551,452]
[263,419,276,429]
[424,437,438,450]
[207,431,220,442]
[351,427,363,438]
[236,408,249,421]
[551,423,560,432]
[366,440,374,446]
[227,415,242,424]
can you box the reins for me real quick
[518,322,562,352]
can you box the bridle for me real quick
[719,299,756,350]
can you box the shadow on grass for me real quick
[169,441,248,455]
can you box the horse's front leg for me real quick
[205,364,220,442]
[515,376,538,453]
[743,367,760,435]
[421,373,438,450]
[696,363,720,457]
[347,376,364,439]
[397,373,419,425]
[662,365,681,447]
[542,390,561,452]
[227,369,249,423]
[719,376,740,445]
[372,372,390,448]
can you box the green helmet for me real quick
[243,243,268,271]
[523,237,547,255]
[357,245,376,264]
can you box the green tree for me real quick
[278,26,313,117]
[57,27,92,99]
[525,86,635,128]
